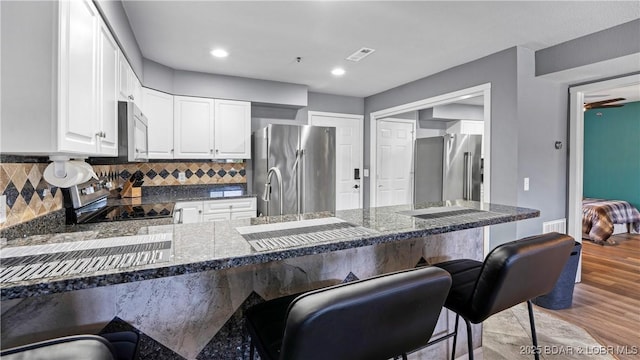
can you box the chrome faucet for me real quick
[262,167,284,216]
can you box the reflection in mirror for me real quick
[376,95,485,207]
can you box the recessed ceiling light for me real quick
[331,68,346,76]
[210,49,228,58]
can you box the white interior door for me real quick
[309,112,363,210]
[377,119,414,207]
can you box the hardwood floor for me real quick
[538,233,640,360]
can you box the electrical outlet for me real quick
[178,172,186,182]
[0,195,7,224]
[524,177,530,191]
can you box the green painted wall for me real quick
[584,101,640,209]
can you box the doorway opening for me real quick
[369,83,492,254]
[568,73,640,281]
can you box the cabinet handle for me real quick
[128,95,134,100]
[101,131,106,138]
[215,149,219,153]
[210,149,213,153]
[171,149,174,153]
[198,210,202,214]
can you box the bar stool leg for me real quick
[249,339,255,360]
[527,300,540,360]
[450,314,459,360]
[464,318,474,360]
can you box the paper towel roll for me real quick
[43,160,89,188]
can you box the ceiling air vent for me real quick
[346,47,376,62]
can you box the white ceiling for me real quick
[122,1,640,98]
[584,84,640,104]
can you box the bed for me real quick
[582,198,640,245]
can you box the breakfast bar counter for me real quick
[1,201,538,359]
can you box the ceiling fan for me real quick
[583,97,626,110]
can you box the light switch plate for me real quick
[0,195,7,223]
[524,177,530,191]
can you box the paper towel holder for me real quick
[49,155,71,178]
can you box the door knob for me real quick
[353,184,360,189]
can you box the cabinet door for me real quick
[174,201,203,224]
[214,99,251,159]
[174,96,214,159]
[142,88,174,159]
[97,22,119,156]
[132,76,142,107]
[118,52,131,101]
[58,0,100,154]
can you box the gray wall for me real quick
[141,58,308,107]
[364,48,520,246]
[516,47,568,238]
[94,0,143,78]
[307,92,364,115]
[536,19,640,76]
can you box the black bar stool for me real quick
[0,331,139,360]
[432,232,574,360]
[245,266,452,360]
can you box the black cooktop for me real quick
[78,202,174,224]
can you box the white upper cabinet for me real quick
[174,96,215,159]
[214,99,251,159]
[97,18,119,156]
[58,0,100,154]
[0,0,119,156]
[118,52,131,101]
[142,88,174,159]
[118,54,142,108]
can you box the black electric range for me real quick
[63,181,174,224]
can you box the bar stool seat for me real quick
[245,266,452,360]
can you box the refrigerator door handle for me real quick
[463,152,472,200]
[299,148,304,215]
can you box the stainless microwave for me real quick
[118,101,148,162]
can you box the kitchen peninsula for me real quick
[1,201,538,359]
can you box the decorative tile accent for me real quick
[342,272,360,283]
[195,291,264,360]
[415,257,429,267]
[119,162,246,187]
[100,317,186,360]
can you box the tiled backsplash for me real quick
[1,163,63,229]
[1,161,246,230]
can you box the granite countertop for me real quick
[108,184,256,206]
[0,201,539,300]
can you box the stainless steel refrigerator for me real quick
[414,134,482,203]
[252,124,336,216]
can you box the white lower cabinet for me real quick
[173,201,203,224]
[174,198,256,224]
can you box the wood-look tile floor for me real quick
[539,233,640,360]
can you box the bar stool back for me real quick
[245,266,452,360]
[433,232,575,360]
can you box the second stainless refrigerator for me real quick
[253,124,336,217]
[414,134,483,204]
